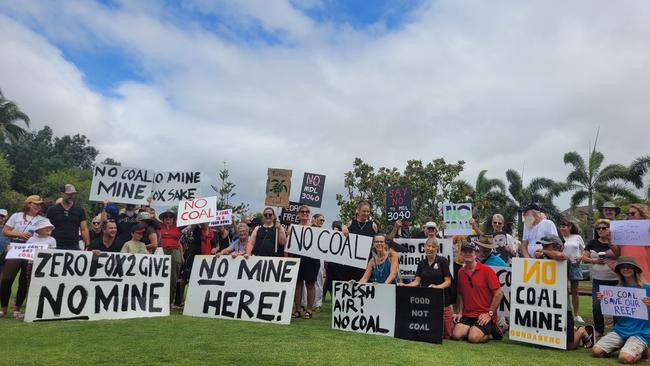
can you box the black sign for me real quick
[298,172,326,208]
[280,201,301,226]
[386,185,412,222]
[395,286,443,344]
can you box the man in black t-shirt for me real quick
[88,221,124,253]
[116,204,139,242]
[46,184,89,250]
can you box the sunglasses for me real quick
[263,213,274,217]
[627,211,638,216]
[299,210,310,213]
[596,226,609,231]
[492,221,503,225]
[92,222,101,225]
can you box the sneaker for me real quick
[574,315,585,323]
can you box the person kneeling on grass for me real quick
[452,240,503,343]
[593,256,650,364]
[534,235,595,349]
[121,224,148,254]
[359,234,400,285]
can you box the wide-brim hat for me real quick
[599,201,621,215]
[614,256,643,274]
[537,234,564,249]
[25,195,44,205]
[424,221,438,230]
[34,218,54,231]
[473,235,496,249]
[158,210,176,221]
[136,211,156,223]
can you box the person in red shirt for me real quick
[452,240,503,343]
[159,210,183,309]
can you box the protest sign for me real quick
[265,168,292,207]
[509,258,568,349]
[394,238,454,279]
[442,203,473,236]
[299,172,326,208]
[176,196,218,227]
[280,201,301,226]
[209,209,233,227]
[386,185,412,223]
[183,255,300,325]
[611,220,650,246]
[286,224,373,269]
[151,171,202,204]
[332,281,443,344]
[6,243,50,261]
[600,285,649,320]
[90,164,155,205]
[25,250,170,322]
[490,265,511,319]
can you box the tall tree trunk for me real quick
[517,210,523,240]
[587,190,594,241]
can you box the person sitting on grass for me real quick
[121,224,148,254]
[534,234,596,349]
[593,256,650,364]
[452,240,503,343]
[359,234,400,285]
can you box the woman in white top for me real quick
[559,216,585,323]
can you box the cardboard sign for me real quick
[176,196,218,227]
[286,225,373,269]
[386,185,412,223]
[25,250,170,322]
[509,258,568,349]
[299,172,326,208]
[442,203,473,236]
[600,285,649,320]
[6,243,50,261]
[394,238,454,279]
[332,281,443,344]
[280,201,301,226]
[90,164,155,205]
[490,265,511,320]
[611,220,650,246]
[209,209,233,227]
[183,255,300,325]
[265,168,292,208]
[152,171,202,204]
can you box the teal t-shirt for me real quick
[613,283,650,345]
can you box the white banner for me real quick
[183,256,300,325]
[176,196,218,226]
[611,220,650,246]
[90,164,155,205]
[442,202,473,236]
[600,285,649,320]
[509,258,567,349]
[332,281,395,337]
[490,265,511,320]
[25,250,170,322]
[285,225,373,269]
[6,243,50,261]
[209,209,233,227]
[151,171,202,204]
[394,238,454,279]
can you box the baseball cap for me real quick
[424,221,438,230]
[537,235,563,249]
[60,184,77,194]
[131,224,147,234]
[0,209,7,217]
[521,203,541,213]
[461,240,479,252]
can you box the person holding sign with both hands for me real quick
[289,205,320,319]
[245,207,287,257]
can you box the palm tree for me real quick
[0,90,30,143]
[563,149,639,240]
[628,155,650,200]
[505,169,567,239]
[453,170,508,229]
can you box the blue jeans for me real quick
[592,278,618,334]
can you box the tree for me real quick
[505,169,567,239]
[211,162,249,218]
[31,167,96,215]
[0,154,23,213]
[0,90,30,143]
[101,157,121,166]
[452,170,508,229]
[336,158,465,232]
[563,148,639,240]
[628,155,650,200]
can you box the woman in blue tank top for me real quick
[359,234,400,284]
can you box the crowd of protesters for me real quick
[0,185,648,363]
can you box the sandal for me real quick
[303,311,312,319]
[313,306,321,313]
[581,325,595,348]
[0,310,5,318]
[13,310,24,321]
[292,311,301,318]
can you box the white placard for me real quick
[509,258,568,350]
[6,243,50,261]
[176,196,218,226]
[394,238,454,279]
[90,164,155,205]
[442,203,473,236]
[332,281,395,337]
[209,209,233,227]
[611,220,650,246]
[183,255,299,325]
[151,171,202,204]
[286,225,373,269]
[600,285,649,320]
[25,250,170,322]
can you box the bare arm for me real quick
[276,224,287,246]
[431,276,452,289]
[359,260,374,283]
[520,240,530,258]
[245,227,259,257]
[145,231,158,251]
[405,276,421,287]
[384,251,399,284]
[80,220,90,248]
[386,220,401,242]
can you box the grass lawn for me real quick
[0,283,624,366]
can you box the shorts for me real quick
[459,316,501,339]
[568,262,583,281]
[297,255,320,284]
[595,332,648,358]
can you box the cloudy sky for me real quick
[1,0,649,220]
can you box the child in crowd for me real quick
[26,218,57,249]
[121,224,148,254]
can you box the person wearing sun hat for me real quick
[136,211,160,253]
[26,218,57,250]
[598,201,621,221]
[593,256,650,363]
[474,235,507,267]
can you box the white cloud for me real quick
[0,0,649,220]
